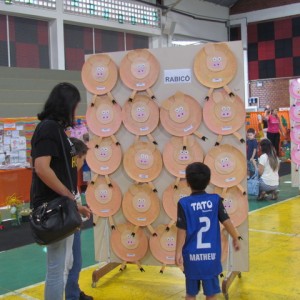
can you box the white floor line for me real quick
[249,228,300,237]
[0,290,40,299]
[248,195,300,214]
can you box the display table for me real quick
[0,168,32,207]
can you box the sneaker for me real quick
[79,291,93,300]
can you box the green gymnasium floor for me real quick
[0,171,298,298]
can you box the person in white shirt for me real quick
[257,138,280,201]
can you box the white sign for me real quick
[164,69,192,84]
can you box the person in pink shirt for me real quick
[266,108,285,156]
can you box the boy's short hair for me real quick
[186,162,211,191]
[247,128,255,134]
[70,137,88,158]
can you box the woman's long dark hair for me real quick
[37,82,81,128]
[260,138,279,171]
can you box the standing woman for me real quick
[257,139,280,201]
[30,83,91,300]
[266,108,285,156]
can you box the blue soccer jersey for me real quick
[177,193,223,280]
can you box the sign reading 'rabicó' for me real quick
[164,69,192,84]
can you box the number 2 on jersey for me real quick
[197,216,211,249]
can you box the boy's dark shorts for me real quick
[186,276,221,297]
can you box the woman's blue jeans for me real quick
[45,234,74,300]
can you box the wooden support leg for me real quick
[91,262,120,288]
[221,271,242,300]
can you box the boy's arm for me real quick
[251,148,257,160]
[222,219,241,251]
[175,228,186,268]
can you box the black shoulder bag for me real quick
[29,128,82,245]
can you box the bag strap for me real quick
[58,128,75,195]
[249,168,259,180]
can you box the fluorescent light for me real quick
[172,40,203,46]
[63,0,161,28]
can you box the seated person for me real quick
[257,139,280,201]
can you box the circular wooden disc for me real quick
[122,183,160,226]
[162,180,191,220]
[122,94,159,136]
[215,186,248,227]
[149,224,177,265]
[160,92,202,136]
[123,141,162,182]
[119,49,160,91]
[86,137,122,175]
[110,223,148,262]
[194,43,237,88]
[290,125,300,145]
[85,177,122,217]
[289,79,300,100]
[204,144,246,188]
[86,95,122,137]
[163,136,204,178]
[290,103,300,123]
[81,53,118,95]
[203,89,245,135]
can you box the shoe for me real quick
[79,291,93,300]
[257,191,266,201]
[271,191,279,200]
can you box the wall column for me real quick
[49,18,65,70]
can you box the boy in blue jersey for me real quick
[175,162,241,300]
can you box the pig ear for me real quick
[174,91,185,103]
[142,183,152,192]
[127,50,139,62]
[171,136,182,147]
[140,49,151,59]
[129,184,139,195]
[204,43,215,55]
[133,142,144,151]
[212,91,223,103]
[221,43,230,55]
[101,55,111,66]
[107,137,113,145]
[161,98,173,110]
[142,96,150,104]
